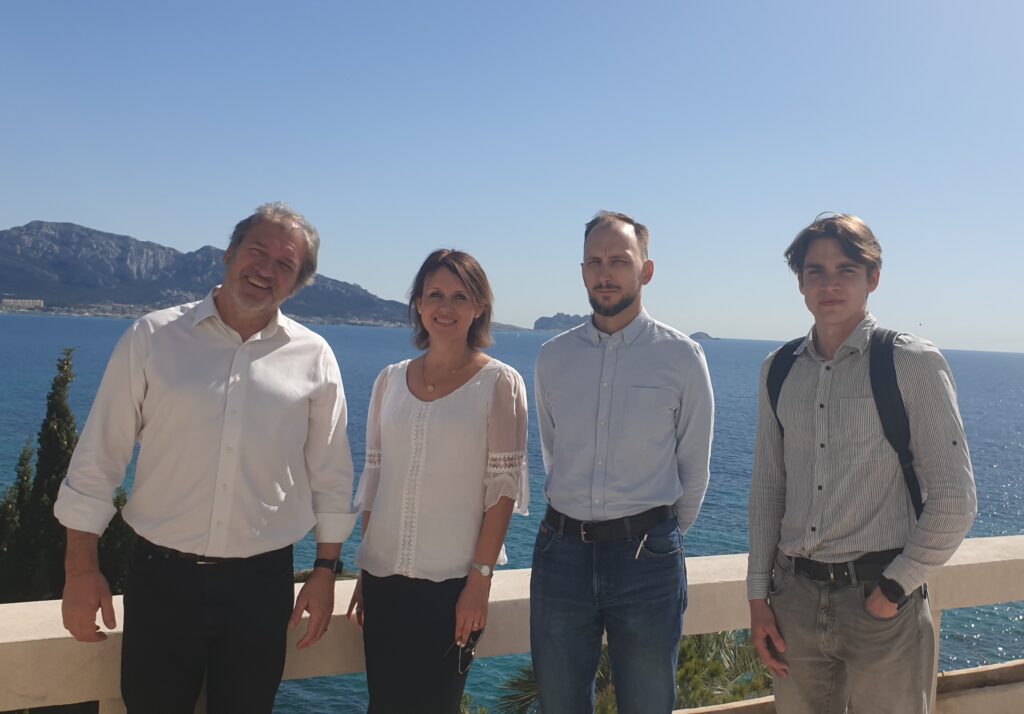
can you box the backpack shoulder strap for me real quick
[766,337,805,432]
[869,328,925,519]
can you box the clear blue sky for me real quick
[2,1,1022,352]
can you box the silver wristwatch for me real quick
[470,562,493,577]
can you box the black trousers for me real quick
[120,539,294,714]
[362,571,474,714]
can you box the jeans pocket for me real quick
[534,522,556,554]
[860,582,911,622]
[637,529,683,560]
[768,566,791,597]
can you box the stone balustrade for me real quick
[1,535,1022,713]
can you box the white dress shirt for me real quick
[54,290,358,558]
[534,309,715,532]
[355,359,529,582]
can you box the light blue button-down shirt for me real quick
[534,309,715,532]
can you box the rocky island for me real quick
[533,312,587,331]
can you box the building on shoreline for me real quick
[1,296,45,309]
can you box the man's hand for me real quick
[864,584,900,620]
[750,598,789,678]
[62,569,116,642]
[454,571,490,646]
[345,572,365,627]
[289,568,336,649]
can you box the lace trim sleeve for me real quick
[487,450,525,473]
[484,364,530,515]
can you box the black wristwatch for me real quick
[313,558,343,575]
[878,577,906,604]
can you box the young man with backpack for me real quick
[746,213,977,713]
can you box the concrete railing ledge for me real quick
[1,535,1022,713]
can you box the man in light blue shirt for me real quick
[531,211,715,713]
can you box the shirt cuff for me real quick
[882,554,927,594]
[53,481,117,536]
[747,573,772,601]
[673,504,698,534]
[314,512,359,544]
[484,472,529,515]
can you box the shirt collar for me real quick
[191,287,284,340]
[190,289,221,328]
[797,313,877,360]
[844,313,877,354]
[583,308,651,346]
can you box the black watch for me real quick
[878,577,905,604]
[313,558,343,575]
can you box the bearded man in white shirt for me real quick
[54,203,358,714]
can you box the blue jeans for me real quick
[530,516,687,714]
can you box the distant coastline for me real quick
[0,305,530,331]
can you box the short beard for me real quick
[589,292,636,318]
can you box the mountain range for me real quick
[0,221,408,324]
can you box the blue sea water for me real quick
[0,313,1021,712]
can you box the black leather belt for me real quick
[544,505,673,543]
[136,537,246,566]
[793,549,903,586]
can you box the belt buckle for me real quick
[195,557,220,566]
[580,522,593,543]
[826,563,836,584]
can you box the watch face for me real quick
[474,563,492,577]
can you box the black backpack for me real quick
[765,328,924,519]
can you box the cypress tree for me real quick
[14,348,79,600]
[0,348,135,602]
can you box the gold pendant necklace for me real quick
[422,355,467,393]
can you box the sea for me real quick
[0,313,1021,712]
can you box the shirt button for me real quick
[819,443,825,449]
[825,366,831,371]
[597,460,603,465]
[817,485,823,490]
[811,526,817,532]
[225,446,234,453]
[819,404,825,409]
[599,420,606,426]
[603,382,609,388]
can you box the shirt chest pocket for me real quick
[623,386,678,446]
[837,396,884,456]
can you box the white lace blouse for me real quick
[354,358,529,582]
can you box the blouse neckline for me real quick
[401,356,499,405]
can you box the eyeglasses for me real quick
[443,628,483,675]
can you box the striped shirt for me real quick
[747,315,976,599]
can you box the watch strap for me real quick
[313,558,343,574]
[878,577,905,603]
[471,562,493,577]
